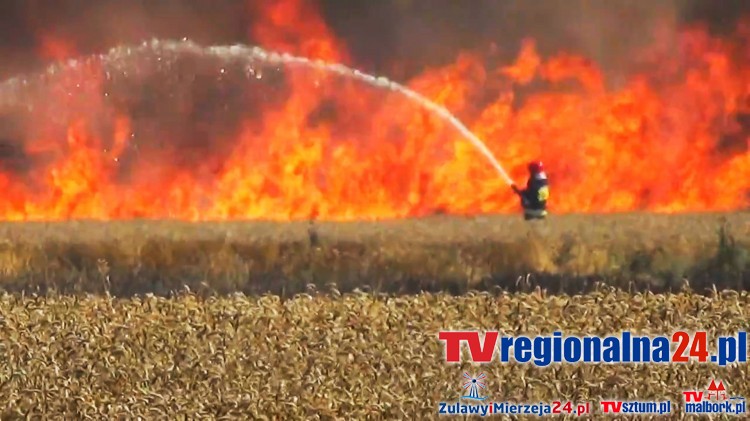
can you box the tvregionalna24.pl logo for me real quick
[438,372,591,417]
[438,330,747,366]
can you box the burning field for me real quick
[2,0,750,418]
[0,1,750,219]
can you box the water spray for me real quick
[0,39,516,187]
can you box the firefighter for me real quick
[511,160,549,220]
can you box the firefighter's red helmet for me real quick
[527,161,544,174]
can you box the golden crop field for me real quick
[0,214,749,419]
[0,289,748,419]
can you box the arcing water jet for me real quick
[0,39,516,188]
[244,46,518,187]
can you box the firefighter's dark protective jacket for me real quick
[520,173,549,217]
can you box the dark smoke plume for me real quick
[0,0,747,82]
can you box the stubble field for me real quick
[0,212,749,296]
[1,213,750,419]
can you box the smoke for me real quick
[319,0,741,87]
[0,0,250,79]
[0,1,746,81]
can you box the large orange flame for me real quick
[0,1,749,221]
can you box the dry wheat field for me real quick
[1,213,749,419]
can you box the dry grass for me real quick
[0,213,748,296]
[1,214,748,418]
[0,288,747,419]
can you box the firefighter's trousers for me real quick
[523,208,547,220]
